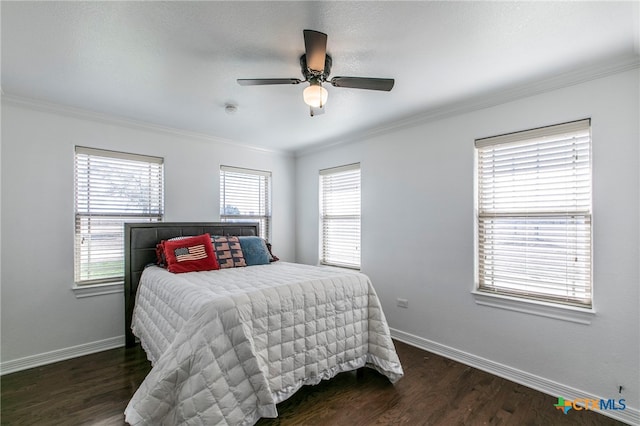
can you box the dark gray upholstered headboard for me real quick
[124,222,260,347]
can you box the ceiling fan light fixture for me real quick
[237,30,394,114]
[303,81,328,108]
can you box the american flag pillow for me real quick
[162,233,219,273]
[211,236,247,268]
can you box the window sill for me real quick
[319,262,360,271]
[472,290,595,325]
[319,265,362,274]
[72,281,124,298]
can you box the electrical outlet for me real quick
[397,298,409,308]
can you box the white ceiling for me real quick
[2,1,639,153]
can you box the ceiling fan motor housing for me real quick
[300,54,332,82]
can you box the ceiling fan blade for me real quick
[303,30,327,73]
[237,78,302,86]
[330,77,395,91]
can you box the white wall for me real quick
[1,68,637,419]
[0,99,296,364]
[296,69,639,415]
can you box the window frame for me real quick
[319,163,361,269]
[219,165,272,241]
[74,146,164,287]
[473,119,593,316]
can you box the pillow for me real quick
[155,236,191,268]
[162,233,219,273]
[266,241,279,262]
[238,236,271,266]
[155,242,166,267]
[211,236,247,268]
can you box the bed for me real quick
[123,222,403,425]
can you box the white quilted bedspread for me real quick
[125,262,403,425]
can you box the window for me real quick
[219,166,272,240]
[74,147,164,285]
[475,119,592,308]
[320,163,361,269]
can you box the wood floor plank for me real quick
[1,340,626,425]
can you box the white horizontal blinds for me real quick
[476,119,592,307]
[74,147,164,284]
[320,163,361,269]
[219,165,271,240]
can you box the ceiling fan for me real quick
[237,30,395,116]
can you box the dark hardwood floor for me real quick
[1,340,625,425]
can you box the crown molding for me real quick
[0,94,293,157]
[3,53,637,160]
[295,54,640,157]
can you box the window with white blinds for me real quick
[219,166,271,240]
[74,147,164,285]
[475,119,592,307]
[320,163,361,269]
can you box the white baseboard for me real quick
[0,336,125,376]
[390,328,639,426]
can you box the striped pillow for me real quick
[211,236,247,268]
